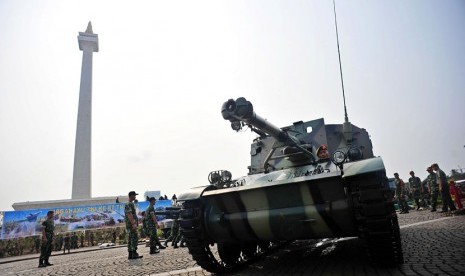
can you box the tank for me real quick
[178,97,403,273]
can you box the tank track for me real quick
[179,199,285,273]
[349,171,404,265]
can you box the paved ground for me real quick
[1,209,464,276]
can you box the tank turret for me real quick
[221,97,316,165]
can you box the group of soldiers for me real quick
[124,191,184,260]
[394,163,458,214]
[53,232,79,253]
[37,191,183,266]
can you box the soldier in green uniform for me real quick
[164,216,181,248]
[63,233,71,254]
[125,191,143,259]
[38,210,55,268]
[432,163,457,213]
[394,173,409,214]
[146,197,166,254]
[426,167,439,212]
[408,171,423,210]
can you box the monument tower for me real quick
[72,22,99,199]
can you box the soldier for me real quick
[38,210,54,268]
[427,167,439,212]
[394,173,409,214]
[408,171,423,210]
[141,211,147,239]
[432,163,457,213]
[71,232,78,249]
[80,233,84,247]
[34,236,40,253]
[63,233,71,254]
[125,191,143,259]
[421,177,431,209]
[164,216,181,248]
[146,197,166,254]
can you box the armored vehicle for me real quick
[178,97,403,273]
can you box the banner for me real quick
[0,200,172,240]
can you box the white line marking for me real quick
[399,216,454,229]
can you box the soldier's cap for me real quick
[426,167,432,171]
[409,171,414,174]
[149,197,156,201]
[128,191,138,196]
[431,163,438,167]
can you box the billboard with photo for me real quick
[0,200,172,240]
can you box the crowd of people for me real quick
[393,163,463,214]
[0,227,121,258]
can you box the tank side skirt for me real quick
[307,181,344,236]
[203,177,354,241]
[207,196,240,242]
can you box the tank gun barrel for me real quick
[221,97,315,162]
[221,97,288,142]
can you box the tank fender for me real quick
[342,157,385,178]
[177,185,217,201]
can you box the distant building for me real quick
[12,196,126,211]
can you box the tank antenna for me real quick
[332,0,349,123]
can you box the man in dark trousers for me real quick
[63,233,71,254]
[408,171,423,210]
[427,166,439,212]
[394,173,409,214]
[146,197,166,254]
[38,211,55,268]
[125,191,143,259]
[432,163,457,213]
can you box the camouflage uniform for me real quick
[71,233,78,249]
[436,169,457,212]
[395,178,409,213]
[428,171,439,211]
[146,205,163,253]
[164,218,181,248]
[421,179,431,208]
[408,176,422,209]
[63,235,70,254]
[39,219,54,266]
[125,202,139,256]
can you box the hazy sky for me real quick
[1,0,464,211]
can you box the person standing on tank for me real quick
[432,163,457,213]
[394,173,409,214]
[125,191,143,259]
[408,171,423,210]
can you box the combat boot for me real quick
[44,258,53,266]
[173,242,178,248]
[128,251,133,260]
[150,246,160,254]
[163,240,168,247]
[38,260,45,268]
[133,251,143,259]
[157,242,166,249]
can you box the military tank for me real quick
[178,97,403,273]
